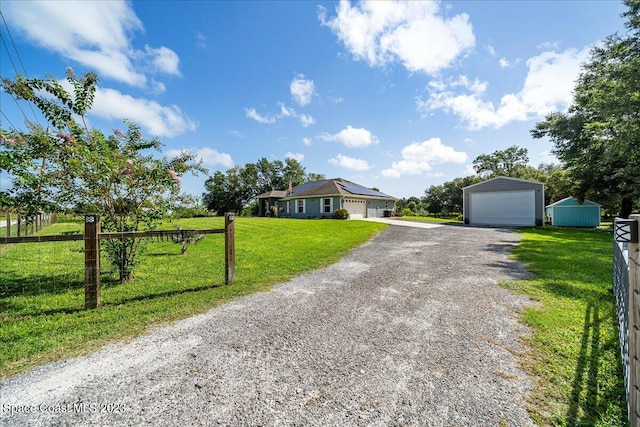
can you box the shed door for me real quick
[470,191,535,226]
[343,198,366,219]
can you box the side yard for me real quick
[0,217,386,378]
[504,227,626,426]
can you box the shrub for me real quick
[401,208,415,217]
[332,208,350,220]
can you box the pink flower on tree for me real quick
[126,159,134,166]
[114,129,124,137]
[168,170,177,179]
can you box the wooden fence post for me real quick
[84,214,101,309]
[6,212,10,238]
[225,212,235,285]
[630,214,640,426]
[16,214,21,237]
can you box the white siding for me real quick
[470,191,535,226]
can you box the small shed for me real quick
[545,197,601,227]
[463,176,545,226]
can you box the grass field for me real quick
[0,217,386,378]
[504,227,626,426]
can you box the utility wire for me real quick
[0,10,42,126]
[1,109,17,129]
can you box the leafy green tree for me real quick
[202,158,324,215]
[1,69,203,280]
[424,185,445,215]
[472,145,530,178]
[441,176,482,213]
[532,0,640,217]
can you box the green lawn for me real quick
[503,227,626,426]
[0,217,386,378]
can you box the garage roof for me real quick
[462,176,543,190]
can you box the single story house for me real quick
[463,176,545,226]
[545,196,601,227]
[256,178,397,219]
[256,190,287,217]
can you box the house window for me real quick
[297,199,305,214]
[324,198,332,213]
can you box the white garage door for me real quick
[470,191,535,226]
[343,198,367,219]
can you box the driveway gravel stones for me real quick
[1,224,534,426]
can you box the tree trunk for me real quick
[621,197,633,218]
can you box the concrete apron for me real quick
[356,217,444,229]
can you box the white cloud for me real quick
[245,103,315,127]
[145,45,180,75]
[3,0,180,89]
[539,150,559,164]
[417,47,590,130]
[464,164,477,176]
[319,125,378,148]
[537,41,560,50]
[228,130,244,138]
[485,45,496,56]
[285,152,305,162]
[167,147,234,168]
[290,74,315,106]
[196,32,207,48]
[92,87,196,138]
[302,137,312,146]
[278,102,296,117]
[328,154,372,171]
[499,57,520,68]
[319,1,475,75]
[382,138,467,178]
[245,107,276,124]
[299,114,316,127]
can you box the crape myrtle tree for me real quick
[532,0,640,217]
[1,69,203,281]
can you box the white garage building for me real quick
[463,176,545,226]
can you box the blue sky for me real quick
[0,0,628,200]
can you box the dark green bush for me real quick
[332,208,350,220]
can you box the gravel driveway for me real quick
[1,224,534,426]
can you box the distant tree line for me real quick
[402,145,572,217]
[416,1,640,219]
[202,157,325,215]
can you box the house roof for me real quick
[546,196,600,208]
[280,178,396,200]
[256,190,288,199]
[462,175,544,190]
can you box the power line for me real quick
[0,11,30,77]
[0,10,42,127]
[1,109,17,129]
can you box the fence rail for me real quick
[613,215,640,426]
[2,212,57,237]
[1,213,235,310]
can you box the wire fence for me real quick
[0,215,234,314]
[613,240,630,414]
[0,213,57,238]
[613,215,640,426]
